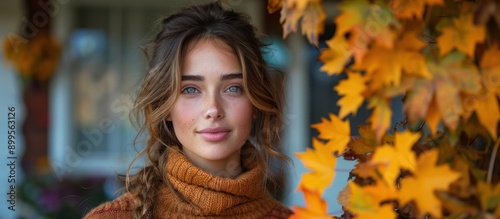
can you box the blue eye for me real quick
[182,87,198,94]
[226,86,241,93]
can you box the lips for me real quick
[197,127,231,142]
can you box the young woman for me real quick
[84,1,292,218]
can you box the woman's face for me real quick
[169,38,254,174]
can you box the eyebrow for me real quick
[181,73,243,81]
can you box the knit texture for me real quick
[84,145,293,219]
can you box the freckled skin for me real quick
[169,38,254,177]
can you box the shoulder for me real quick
[83,193,136,219]
[265,203,294,219]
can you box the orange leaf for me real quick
[437,13,486,58]
[480,44,500,96]
[319,35,352,75]
[347,182,397,219]
[311,113,351,154]
[296,138,337,194]
[334,72,366,118]
[399,149,460,218]
[403,78,433,123]
[267,0,283,13]
[370,130,420,188]
[300,1,326,47]
[362,33,431,87]
[390,0,444,19]
[280,0,325,46]
[334,0,370,36]
[290,189,330,219]
[367,96,392,143]
[335,0,396,63]
[472,91,500,139]
[425,97,441,135]
[435,77,461,131]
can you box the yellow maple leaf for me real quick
[476,45,500,139]
[367,96,392,143]
[390,0,444,19]
[425,98,441,134]
[335,0,396,63]
[437,13,486,58]
[319,35,353,75]
[300,1,326,47]
[480,44,500,96]
[399,149,461,218]
[370,130,420,188]
[290,188,330,219]
[311,113,351,154]
[346,182,397,219]
[334,72,366,118]
[472,91,500,140]
[477,182,500,212]
[430,62,463,132]
[296,138,337,194]
[362,32,431,87]
[404,53,481,134]
[334,0,370,36]
[280,0,325,46]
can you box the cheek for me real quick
[233,101,255,127]
[171,102,197,129]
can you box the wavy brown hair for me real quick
[126,1,288,218]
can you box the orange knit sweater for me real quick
[84,146,293,218]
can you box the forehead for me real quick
[181,37,243,76]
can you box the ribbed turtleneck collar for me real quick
[153,144,278,218]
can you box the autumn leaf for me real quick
[480,44,500,96]
[334,71,366,118]
[477,182,500,212]
[348,125,395,156]
[399,149,460,218]
[361,32,431,88]
[476,44,500,139]
[319,35,353,75]
[267,0,283,13]
[401,51,482,134]
[296,138,337,194]
[280,0,326,46]
[300,1,326,47]
[311,113,351,154]
[471,91,500,140]
[437,13,486,58]
[390,0,444,19]
[334,0,370,36]
[370,130,420,188]
[335,0,397,63]
[290,188,330,219]
[403,77,433,124]
[424,98,441,134]
[367,96,392,143]
[346,182,397,219]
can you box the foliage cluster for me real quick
[268,0,500,218]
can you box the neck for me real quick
[182,149,243,179]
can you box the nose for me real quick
[204,93,224,120]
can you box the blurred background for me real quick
[0,0,404,218]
